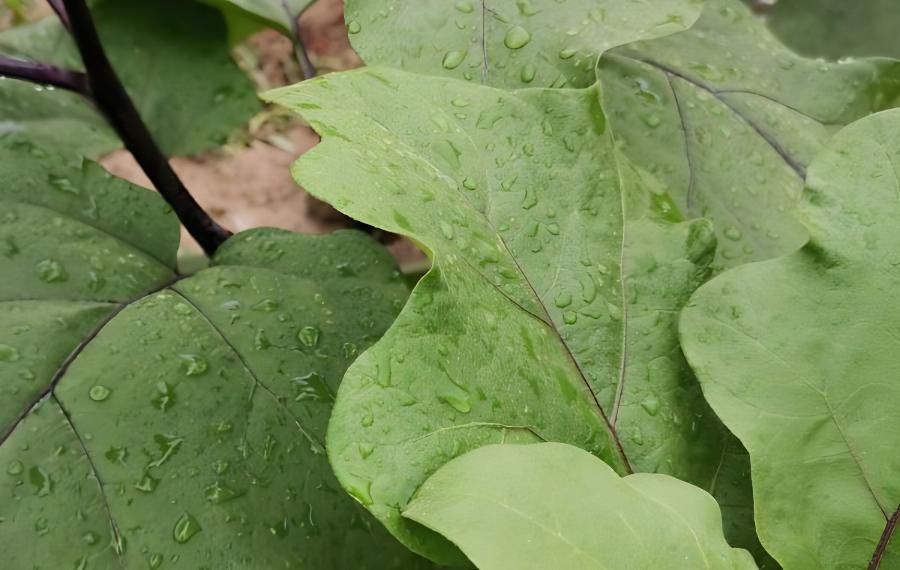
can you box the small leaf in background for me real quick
[404,443,758,570]
[268,67,747,564]
[681,109,900,569]
[0,140,436,568]
[201,0,314,36]
[344,0,704,88]
[0,0,260,157]
[755,0,900,59]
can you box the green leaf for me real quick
[341,0,900,268]
[680,109,900,569]
[599,0,900,267]
[344,0,704,89]
[759,0,900,60]
[404,443,758,570]
[0,142,435,567]
[0,0,260,157]
[201,0,314,35]
[268,67,737,564]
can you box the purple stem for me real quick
[0,55,88,94]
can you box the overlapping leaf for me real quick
[268,67,738,564]
[599,0,900,267]
[202,0,314,36]
[755,0,900,59]
[681,109,900,569]
[344,0,704,89]
[405,443,757,570]
[343,0,900,268]
[0,0,260,157]
[0,142,433,568]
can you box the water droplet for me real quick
[292,372,333,402]
[563,311,577,325]
[358,442,375,459]
[724,227,743,241]
[641,113,661,128]
[442,50,467,70]
[151,382,176,411]
[454,0,474,13]
[268,518,289,538]
[297,326,320,347]
[29,466,53,496]
[554,291,572,308]
[7,460,23,475]
[82,531,99,545]
[440,221,455,240]
[0,344,21,362]
[89,385,111,402]
[172,513,202,544]
[205,481,243,504]
[135,472,159,493]
[504,26,531,49]
[558,48,576,60]
[462,177,478,190]
[342,342,358,360]
[36,259,67,283]
[641,397,660,416]
[179,354,208,377]
[347,20,361,34]
[520,63,536,83]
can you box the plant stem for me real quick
[60,0,231,256]
[283,0,316,79]
[0,55,88,94]
[46,0,70,29]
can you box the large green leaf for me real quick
[344,0,704,89]
[405,443,757,570]
[757,0,900,60]
[680,109,900,569]
[0,0,260,157]
[201,0,314,35]
[342,0,900,268]
[268,67,738,564]
[0,141,434,568]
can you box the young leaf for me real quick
[341,0,900,268]
[404,443,758,570]
[680,109,900,569]
[0,0,260,156]
[757,0,900,59]
[0,144,433,568]
[268,68,736,564]
[201,0,314,36]
[344,0,704,89]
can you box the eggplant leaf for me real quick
[0,143,434,568]
[268,68,738,564]
[0,0,260,157]
[757,0,900,59]
[599,0,900,267]
[405,443,757,570]
[342,0,900,268]
[344,0,704,89]
[680,109,900,569]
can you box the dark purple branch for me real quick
[282,0,316,79]
[869,506,899,570]
[0,55,88,94]
[61,0,231,255]
[47,0,71,30]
